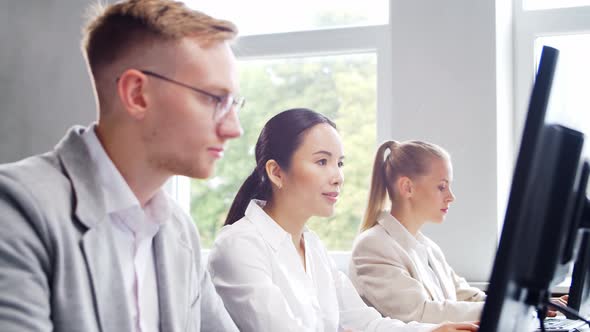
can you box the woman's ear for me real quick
[265,159,284,190]
[397,176,413,198]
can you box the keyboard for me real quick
[535,317,588,331]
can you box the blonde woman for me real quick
[349,140,486,324]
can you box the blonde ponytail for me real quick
[359,141,398,232]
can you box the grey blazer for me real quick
[0,126,238,332]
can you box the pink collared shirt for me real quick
[82,125,169,332]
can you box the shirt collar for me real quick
[118,190,170,239]
[244,199,298,252]
[81,124,171,228]
[144,190,172,226]
[81,123,139,214]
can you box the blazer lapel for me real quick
[81,220,133,331]
[55,126,105,229]
[377,214,440,301]
[56,126,132,331]
[154,221,192,332]
[426,248,456,300]
[410,249,441,301]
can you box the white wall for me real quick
[386,0,512,282]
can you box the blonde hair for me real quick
[359,140,450,232]
[81,0,237,78]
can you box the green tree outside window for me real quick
[191,54,376,250]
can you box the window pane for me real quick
[524,0,590,10]
[535,34,590,161]
[182,0,388,35]
[191,54,377,249]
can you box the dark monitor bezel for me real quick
[479,45,560,332]
[566,161,590,318]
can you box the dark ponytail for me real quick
[224,169,272,225]
[224,108,336,225]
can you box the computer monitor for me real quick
[478,46,588,332]
[564,162,590,318]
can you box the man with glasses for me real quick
[0,1,242,331]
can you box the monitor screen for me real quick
[564,161,590,318]
[478,46,587,332]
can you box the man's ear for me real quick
[265,159,284,190]
[397,176,414,198]
[116,69,149,120]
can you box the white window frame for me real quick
[167,21,393,274]
[233,24,393,142]
[513,2,590,138]
[513,1,590,291]
[170,2,590,283]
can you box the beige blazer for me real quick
[349,212,486,324]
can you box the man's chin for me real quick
[193,168,215,180]
[180,163,216,180]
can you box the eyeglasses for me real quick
[138,70,245,122]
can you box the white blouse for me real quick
[208,200,437,332]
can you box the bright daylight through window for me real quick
[535,34,590,159]
[190,54,377,249]
[178,1,388,250]
[182,0,388,35]
[523,0,590,10]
